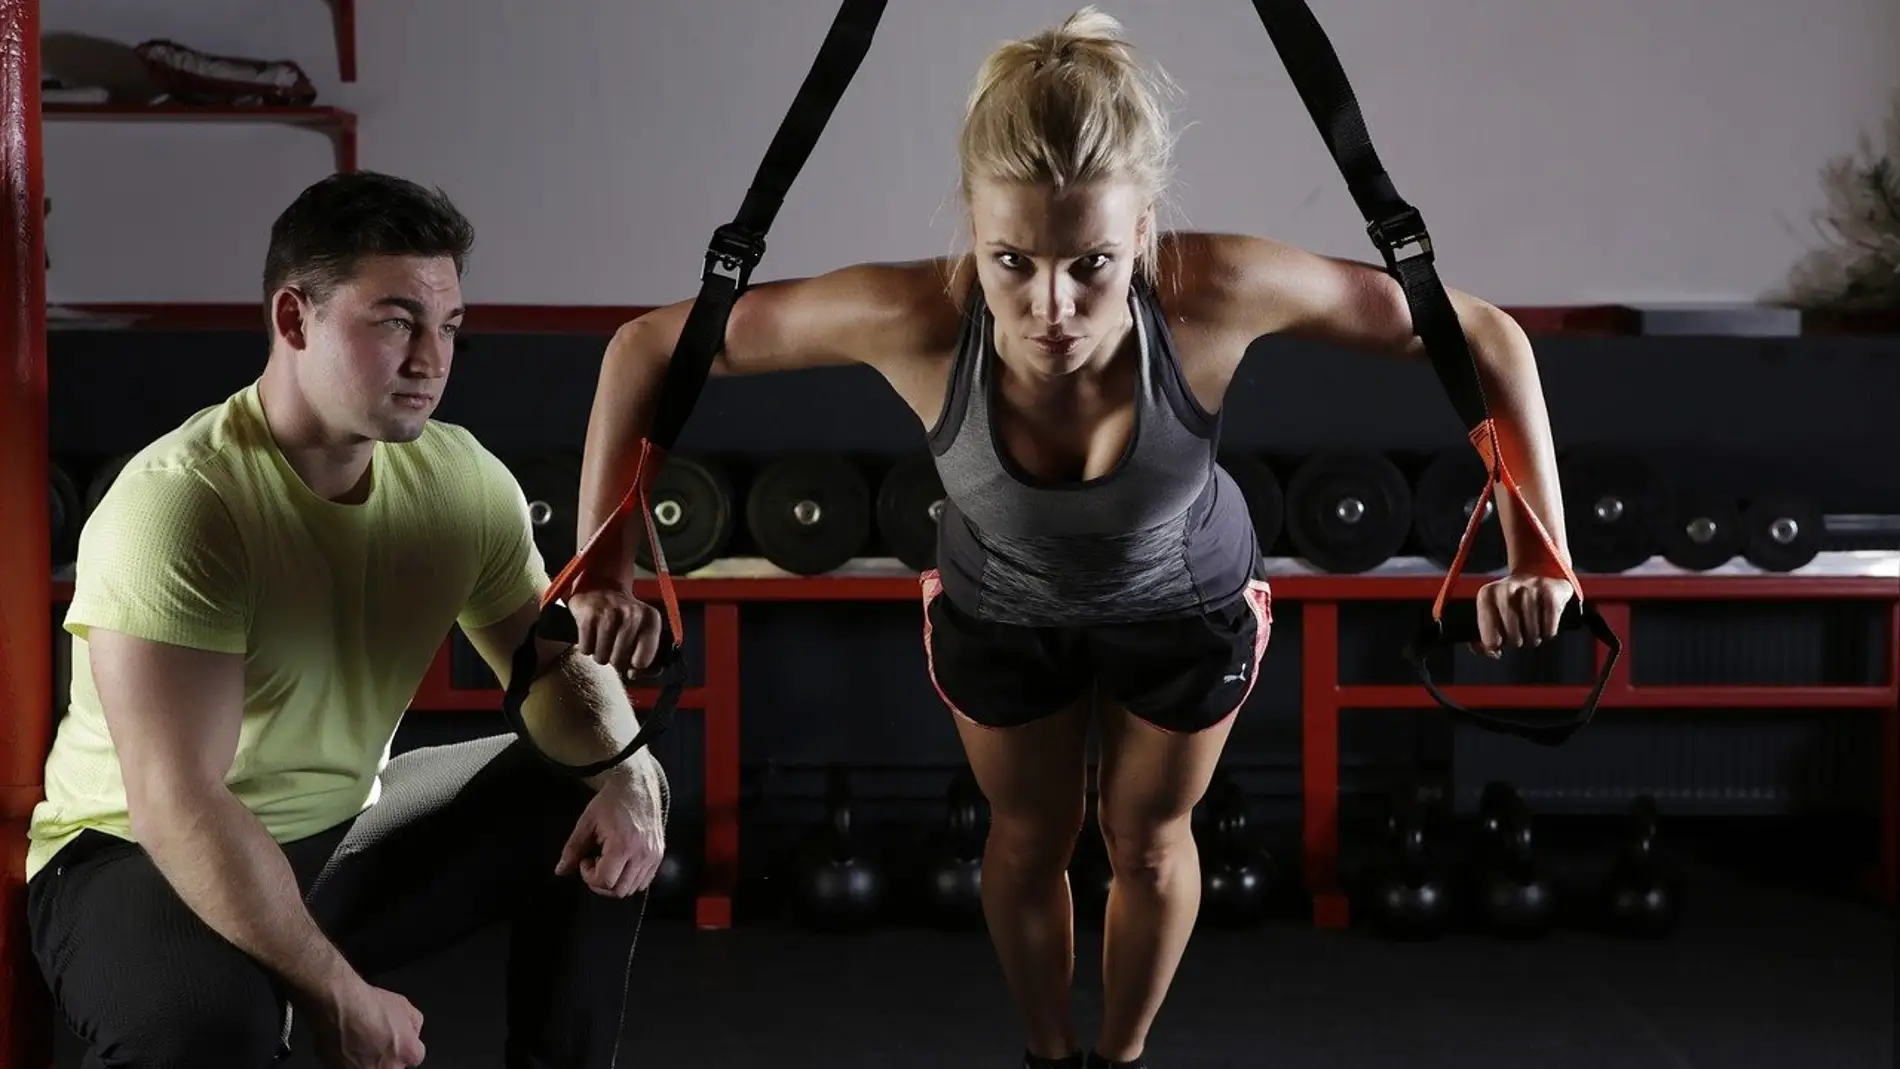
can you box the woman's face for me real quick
[967,175,1149,376]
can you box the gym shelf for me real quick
[40,104,358,173]
[44,555,1900,932]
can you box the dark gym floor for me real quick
[53,856,1893,1068]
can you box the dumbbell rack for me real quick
[46,556,1900,932]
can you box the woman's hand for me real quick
[1470,574,1575,657]
[566,587,665,676]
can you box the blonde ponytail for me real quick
[957,7,1179,277]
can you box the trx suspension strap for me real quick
[502,0,890,777]
[1248,0,1619,746]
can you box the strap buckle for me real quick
[1367,206,1433,273]
[703,223,767,288]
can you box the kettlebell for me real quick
[1470,786,1557,938]
[648,846,698,917]
[1198,773,1274,928]
[1601,795,1679,938]
[921,766,987,929]
[1360,782,1451,940]
[790,765,887,931]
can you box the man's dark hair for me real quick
[262,170,475,312]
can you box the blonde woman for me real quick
[573,8,1573,1067]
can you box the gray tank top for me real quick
[925,277,1261,627]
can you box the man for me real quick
[24,170,667,1069]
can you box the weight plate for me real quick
[1740,493,1822,572]
[83,451,135,518]
[50,460,81,565]
[1219,452,1285,558]
[1282,451,1412,573]
[745,453,871,576]
[1559,447,1661,573]
[1411,445,1506,573]
[509,452,582,573]
[1655,484,1744,571]
[874,452,945,573]
[633,454,735,575]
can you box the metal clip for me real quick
[703,224,767,287]
[1367,207,1433,274]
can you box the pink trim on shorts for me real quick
[919,569,990,728]
[1222,576,1275,721]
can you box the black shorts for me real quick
[920,570,1273,734]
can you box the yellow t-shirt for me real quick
[25,382,547,881]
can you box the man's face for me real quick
[292,254,464,444]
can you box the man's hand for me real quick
[1470,574,1576,657]
[555,762,667,897]
[305,978,427,1069]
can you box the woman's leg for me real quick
[921,570,1097,1061]
[1088,578,1271,1063]
[1091,705,1239,1063]
[952,695,1094,1061]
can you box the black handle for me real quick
[1402,598,1621,747]
[1429,598,1586,645]
[536,600,680,677]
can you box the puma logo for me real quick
[1222,661,1251,685]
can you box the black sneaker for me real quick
[1085,1052,1148,1069]
[1023,1051,1085,1069]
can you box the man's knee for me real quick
[79,971,284,1069]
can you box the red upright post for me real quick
[0,0,46,811]
[0,1,52,1063]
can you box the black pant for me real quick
[26,733,662,1069]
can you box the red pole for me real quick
[0,0,47,818]
[0,3,49,1062]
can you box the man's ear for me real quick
[270,286,312,351]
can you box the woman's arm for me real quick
[575,260,955,592]
[1169,231,1570,579]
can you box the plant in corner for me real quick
[1781,88,1900,312]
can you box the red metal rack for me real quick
[370,555,1900,930]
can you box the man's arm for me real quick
[66,464,371,1014]
[460,593,659,793]
[92,632,366,1012]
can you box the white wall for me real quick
[40,0,1900,308]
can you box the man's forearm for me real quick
[134,784,362,1007]
[522,648,658,793]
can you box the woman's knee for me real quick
[985,802,1088,877]
[1097,810,1197,885]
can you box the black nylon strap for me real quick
[650,0,888,450]
[509,0,888,779]
[1249,0,1615,745]
[1248,0,1489,433]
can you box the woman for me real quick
[571,9,1575,1067]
